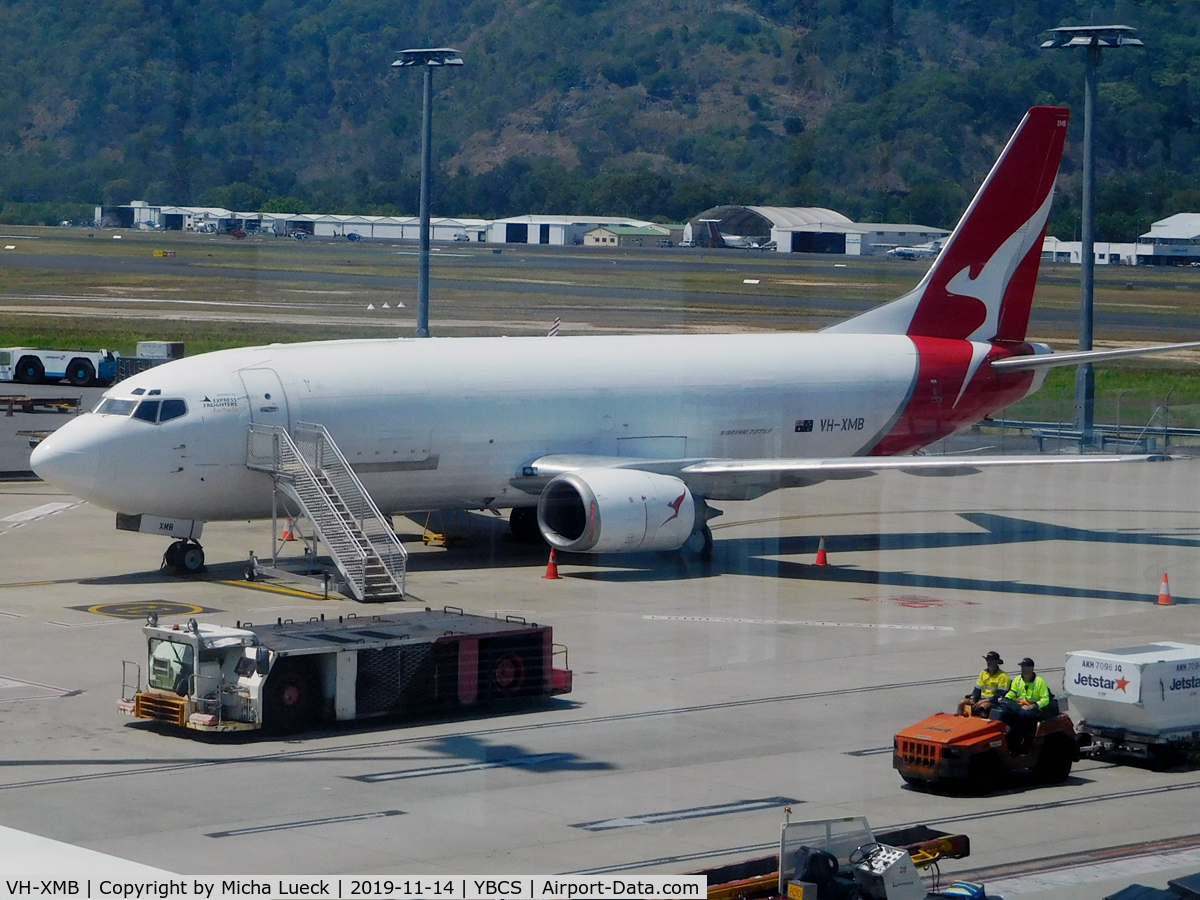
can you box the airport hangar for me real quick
[96,202,669,246]
[683,205,950,254]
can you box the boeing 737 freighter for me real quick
[30,107,1200,576]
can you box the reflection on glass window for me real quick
[133,400,160,422]
[159,399,188,422]
[94,398,138,416]
[148,638,194,694]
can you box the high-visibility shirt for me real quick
[1006,674,1050,709]
[972,668,1011,700]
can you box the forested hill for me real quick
[2,0,1199,239]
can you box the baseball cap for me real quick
[1019,657,1035,667]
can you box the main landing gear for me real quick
[163,539,206,575]
[683,523,714,559]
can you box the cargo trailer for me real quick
[119,607,572,734]
[1065,641,1200,767]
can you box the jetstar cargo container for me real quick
[1065,641,1200,766]
[118,607,572,734]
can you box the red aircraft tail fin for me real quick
[829,106,1069,343]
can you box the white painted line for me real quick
[644,615,952,632]
[0,674,74,703]
[1,501,82,525]
[575,797,797,831]
[355,752,569,782]
[988,846,1200,896]
[743,279,760,284]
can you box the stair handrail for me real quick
[293,421,407,596]
[247,424,369,592]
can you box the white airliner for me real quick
[886,241,942,260]
[30,106,1200,574]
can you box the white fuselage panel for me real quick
[34,334,920,520]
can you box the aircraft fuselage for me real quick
[32,332,1040,522]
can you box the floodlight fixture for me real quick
[1041,25,1142,448]
[392,48,464,338]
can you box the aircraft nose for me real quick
[30,428,100,496]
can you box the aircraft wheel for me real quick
[15,356,44,384]
[508,507,543,542]
[179,542,205,574]
[1033,734,1075,783]
[262,662,318,734]
[682,524,713,559]
[163,540,184,569]
[67,358,95,386]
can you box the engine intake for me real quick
[537,469,697,553]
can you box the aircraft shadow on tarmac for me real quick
[111,694,584,746]
[78,510,1197,604]
[562,510,1200,604]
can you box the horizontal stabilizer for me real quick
[992,340,1200,372]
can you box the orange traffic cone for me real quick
[1158,572,1174,606]
[281,519,296,541]
[814,536,829,567]
[543,548,561,580]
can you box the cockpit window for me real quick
[159,399,187,422]
[130,388,145,395]
[148,389,161,396]
[132,400,160,422]
[127,398,187,424]
[94,398,137,416]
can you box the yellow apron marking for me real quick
[218,580,329,600]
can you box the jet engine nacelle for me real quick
[537,469,697,553]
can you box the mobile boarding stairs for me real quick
[246,422,407,602]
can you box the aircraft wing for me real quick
[991,340,1200,371]
[513,451,1168,501]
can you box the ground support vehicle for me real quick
[893,705,1079,792]
[697,814,986,900]
[118,607,572,734]
[0,347,118,386]
[1066,642,1200,769]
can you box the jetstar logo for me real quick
[1074,672,1130,692]
[1170,676,1200,692]
[662,492,687,526]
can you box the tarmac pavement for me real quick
[3,455,1200,896]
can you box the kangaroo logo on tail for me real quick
[829,107,1069,344]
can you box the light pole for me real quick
[1041,25,1142,449]
[392,48,463,338]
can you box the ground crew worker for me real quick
[991,657,1051,752]
[957,651,1011,717]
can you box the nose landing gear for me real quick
[163,539,206,575]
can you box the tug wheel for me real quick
[492,652,526,696]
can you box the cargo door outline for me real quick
[239,368,290,431]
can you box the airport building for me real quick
[1136,213,1200,265]
[97,200,941,254]
[483,214,662,245]
[1041,237,1139,266]
[684,206,948,254]
[583,224,681,247]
